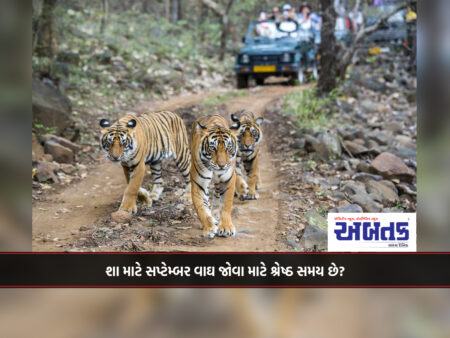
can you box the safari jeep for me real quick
[234,20,316,88]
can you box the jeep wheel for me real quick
[236,74,249,89]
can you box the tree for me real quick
[318,0,407,95]
[35,0,58,57]
[201,0,235,61]
[100,0,109,35]
[317,0,337,96]
[335,1,407,81]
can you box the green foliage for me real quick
[33,122,57,135]
[281,88,341,130]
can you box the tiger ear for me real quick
[127,119,137,128]
[231,113,240,123]
[256,117,264,126]
[100,119,110,128]
[196,121,208,134]
[230,120,241,134]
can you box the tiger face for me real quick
[99,118,137,163]
[198,124,239,171]
[231,114,264,155]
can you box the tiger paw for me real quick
[202,217,218,238]
[119,201,137,214]
[238,193,248,201]
[137,188,152,207]
[217,218,236,237]
[247,193,259,200]
[150,185,164,201]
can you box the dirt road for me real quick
[32,85,295,252]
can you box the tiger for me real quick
[190,114,240,238]
[99,111,191,214]
[231,110,264,200]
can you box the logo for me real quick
[328,213,416,252]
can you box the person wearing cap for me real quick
[282,4,298,22]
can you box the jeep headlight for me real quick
[281,52,291,62]
[241,54,250,64]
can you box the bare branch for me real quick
[201,0,225,17]
[354,2,407,44]
[336,2,408,80]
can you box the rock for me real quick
[352,172,383,183]
[370,152,415,182]
[44,141,74,164]
[393,135,415,150]
[34,161,59,183]
[342,183,383,212]
[354,75,388,93]
[42,154,53,162]
[365,180,399,204]
[32,78,73,135]
[285,237,300,250]
[396,182,417,196]
[60,163,77,175]
[356,161,371,173]
[42,134,81,153]
[394,148,417,160]
[313,131,341,160]
[368,130,390,146]
[32,133,45,161]
[342,183,366,196]
[360,100,379,114]
[343,140,368,155]
[330,191,346,201]
[350,192,383,212]
[299,225,327,251]
[304,134,319,153]
[384,121,403,133]
[290,138,305,150]
[347,129,366,141]
[329,204,363,213]
[111,210,132,223]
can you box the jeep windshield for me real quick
[245,21,300,43]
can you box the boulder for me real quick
[360,100,379,114]
[365,180,399,204]
[370,152,415,182]
[34,161,60,183]
[350,193,383,212]
[299,225,327,251]
[313,131,341,160]
[32,78,72,135]
[42,134,81,153]
[343,140,368,155]
[329,204,363,213]
[32,133,45,161]
[44,141,74,164]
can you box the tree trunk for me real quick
[100,0,108,35]
[317,0,337,96]
[171,0,179,24]
[165,0,170,21]
[35,0,58,57]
